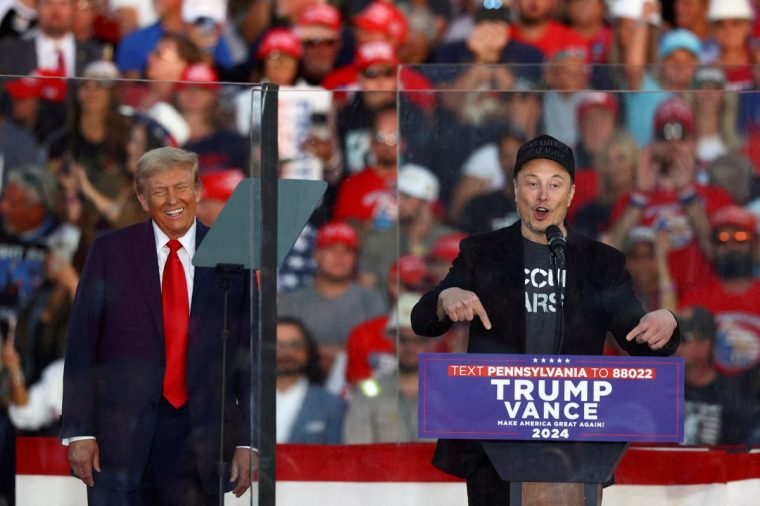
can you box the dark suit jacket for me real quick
[0,35,102,76]
[288,385,346,444]
[60,220,253,493]
[411,221,680,478]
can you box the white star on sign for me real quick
[549,358,555,363]
[541,358,546,363]
[533,357,539,363]
[565,358,571,364]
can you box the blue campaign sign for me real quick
[418,353,684,443]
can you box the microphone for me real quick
[545,225,566,258]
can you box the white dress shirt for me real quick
[35,32,75,76]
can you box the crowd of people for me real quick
[1,0,760,503]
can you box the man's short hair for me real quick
[135,147,200,195]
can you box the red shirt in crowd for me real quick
[333,167,397,223]
[511,21,587,58]
[345,315,395,384]
[610,184,733,293]
[680,279,760,375]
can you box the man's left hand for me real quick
[230,447,258,498]
[625,309,677,350]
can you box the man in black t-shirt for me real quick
[677,305,756,445]
[412,134,680,506]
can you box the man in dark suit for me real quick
[411,135,680,505]
[0,0,102,77]
[61,147,254,505]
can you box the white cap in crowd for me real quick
[708,0,754,21]
[182,0,227,24]
[398,164,440,202]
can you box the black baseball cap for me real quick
[678,306,717,343]
[513,134,576,182]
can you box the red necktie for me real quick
[55,48,65,76]
[162,239,189,408]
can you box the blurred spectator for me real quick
[426,232,467,285]
[677,305,756,444]
[396,2,438,64]
[278,221,387,381]
[564,0,611,64]
[237,27,334,181]
[624,226,677,313]
[49,61,132,244]
[689,66,740,166]
[607,0,659,86]
[108,0,158,37]
[541,45,591,147]
[0,0,103,77]
[575,130,639,238]
[352,1,407,49]
[625,25,701,146]
[334,104,398,231]
[276,317,347,444]
[360,163,455,292]
[71,0,99,44]
[457,126,524,233]
[343,293,437,443]
[252,27,303,85]
[708,152,760,208]
[680,206,760,374]
[0,0,37,39]
[569,92,620,221]
[510,0,587,58]
[674,0,711,44]
[433,3,543,67]
[294,2,349,86]
[116,0,233,77]
[70,113,161,233]
[0,93,41,172]
[120,32,202,110]
[703,0,754,91]
[345,290,425,386]
[195,169,244,226]
[175,63,249,174]
[0,166,75,322]
[608,97,733,294]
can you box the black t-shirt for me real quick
[683,370,756,445]
[523,238,565,354]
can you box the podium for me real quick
[481,440,627,505]
[418,352,685,506]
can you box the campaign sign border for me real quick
[418,353,684,443]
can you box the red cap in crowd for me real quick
[257,28,303,60]
[177,63,219,90]
[355,40,398,70]
[429,233,467,262]
[389,255,429,288]
[316,222,359,251]
[298,3,342,32]
[5,76,41,100]
[577,92,618,123]
[654,96,694,141]
[353,1,408,45]
[200,170,244,202]
[710,205,758,233]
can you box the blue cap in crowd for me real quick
[659,29,701,60]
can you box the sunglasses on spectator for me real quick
[303,38,338,47]
[373,131,398,146]
[713,230,754,244]
[362,66,395,79]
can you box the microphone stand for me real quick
[550,248,566,354]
